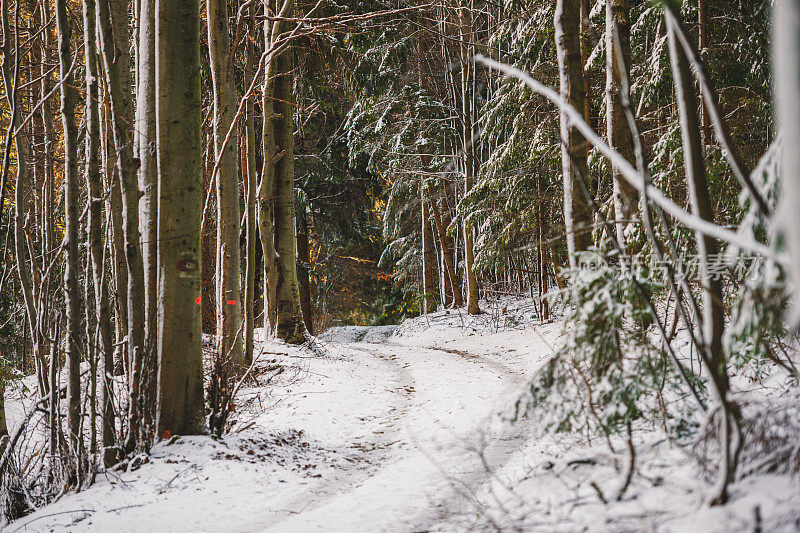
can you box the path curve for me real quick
[255,335,538,532]
[8,324,555,532]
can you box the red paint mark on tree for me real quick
[195,296,201,305]
[226,299,236,305]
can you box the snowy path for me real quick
[9,319,559,532]
[11,309,799,532]
[260,340,534,531]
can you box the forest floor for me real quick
[6,299,800,532]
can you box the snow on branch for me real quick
[474,54,782,264]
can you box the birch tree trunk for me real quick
[556,0,592,267]
[83,0,116,466]
[606,0,637,247]
[97,0,147,450]
[207,0,244,367]
[55,0,82,464]
[155,0,206,436]
[136,0,159,442]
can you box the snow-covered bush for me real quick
[516,254,703,441]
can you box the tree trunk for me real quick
[0,0,39,392]
[55,0,82,465]
[422,198,437,313]
[85,245,97,457]
[83,0,116,466]
[580,0,593,128]
[667,16,737,505]
[272,4,308,344]
[606,0,637,247]
[38,0,55,273]
[0,383,6,443]
[775,1,800,327]
[537,176,549,321]
[155,0,206,436]
[136,0,158,445]
[48,330,58,464]
[430,200,462,307]
[97,0,147,451]
[207,0,244,367]
[244,6,258,362]
[259,10,280,337]
[32,0,52,397]
[458,6,480,315]
[698,0,712,142]
[105,97,129,376]
[296,202,314,334]
[417,35,438,314]
[556,0,592,267]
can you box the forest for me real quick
[0,0,799,530]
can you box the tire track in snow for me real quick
[257,337,536,532]
[255,340,418,526]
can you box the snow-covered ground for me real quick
[6,300,800,531]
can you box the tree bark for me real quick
[259,9,280,337]
[580,0,593,127]
[0,0,39,392]
[136,0,159,444]
[430,200,462,307]
[698,0,712,142]
[422,198,437,313]
[417,34,438,314]
[458,5,480,315]
[272,5,307,344]
[556,0,592,267]
[0,383,6,443]
[32,0,52,396]
[296,202,314,334]
[537,176,549,321]
[83,0,116,466]
[775,1,800,327]
[244,6,258,362]
[155,0,206,436]
[105,98,129,376]
[207,0,244,367]
[55,0,82,463]
[606,0,637,247]
[97,0,147,451]
[667,15,737,505]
